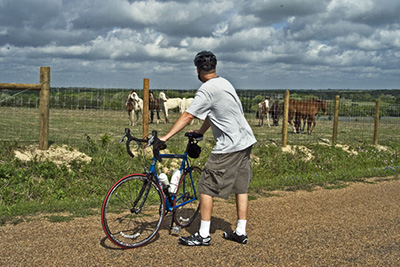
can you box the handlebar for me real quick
[120,128,203,162]
[120,128,150,158]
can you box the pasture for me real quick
[0,88,400,221]
[1,104,399,148]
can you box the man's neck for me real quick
[202,73,218,82]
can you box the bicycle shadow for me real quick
[100,215,232,249]
[100,233,161,250]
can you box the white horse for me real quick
[181,97,200,125]
[126,90,143,126]
[159,91,182,123]
[180,97,193,112]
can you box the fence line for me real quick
[0,85,399,149]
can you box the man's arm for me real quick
[197,117,211,135]
[159,112,194,142]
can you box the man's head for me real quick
[194,51,217,82]
[194,51,217,72]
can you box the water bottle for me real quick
[169,169,181,194]
[158,173,170,188]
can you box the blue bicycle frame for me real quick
[148,151,198,212]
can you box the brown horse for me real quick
[300,99,328,134]
[256,101,270,127]
[288,99,328,134]
[149,92,161,124]
[125,90,143,126]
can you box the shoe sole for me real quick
[179,238,211,246]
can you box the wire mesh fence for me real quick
[1,88,399,149]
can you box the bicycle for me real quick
[101,128,203,248]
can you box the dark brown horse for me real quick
[149,92,161,124]
[270,101,281,126]
[288,99,328,134]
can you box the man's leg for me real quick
[200,193,213,221]
[235,193,248,236]
[222,193,249,244]
[178,193,213,246]
[179,194,213,246]
[199,194,213,238]
[236,193,248,220]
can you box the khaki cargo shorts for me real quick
[198,145,253,199]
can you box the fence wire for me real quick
[1,88,399,149]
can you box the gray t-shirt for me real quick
[186,77,257,154]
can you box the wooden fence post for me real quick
[282,90,289,147]
[373,99,380,146]
[142,78,149,139]
[332,95,340,145]
[39,67,50,150]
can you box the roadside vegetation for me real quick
[1,88,399,225]
[1,130,399,226]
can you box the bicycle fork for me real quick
[130,179,151,214]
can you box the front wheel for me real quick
[101,174,165,249]
[173,166,202,227]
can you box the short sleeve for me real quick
[185,88,212,121]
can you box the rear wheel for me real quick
[173,166,202,227]
[101,174,165,248]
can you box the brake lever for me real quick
[119,133,127,144]
[147,136,155,147]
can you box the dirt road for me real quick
[1,178,400,266]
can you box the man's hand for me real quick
[152,138,166,162]
[153,138,166,150]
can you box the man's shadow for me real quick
[181,215,232,235]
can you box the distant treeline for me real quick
[1,87,399,117]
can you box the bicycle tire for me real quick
[101,174,165,249]
[173,166,201,228]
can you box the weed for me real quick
[0,127,399,225]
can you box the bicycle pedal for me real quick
[170,226,181,236]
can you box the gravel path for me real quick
[1,177,400,266]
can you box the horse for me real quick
[270,101,281,126]
[256,101,270,127]
[180,97,193,113]
[181,97,200,125]
[288,99,328,134]
[125,90,143,126]
[288,99,302,133]
[149,92,161,124]
[300,99,328,134]
[159,91,182,123]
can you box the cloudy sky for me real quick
[1,0,400,90]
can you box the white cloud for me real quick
[0,0,399,89]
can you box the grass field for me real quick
[0,105,399,223]
[1,106,399,147]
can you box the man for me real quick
[159,51,257,246]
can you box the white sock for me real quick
[235,219,247,236]
[199,220,211,238]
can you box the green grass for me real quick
[1,107,400,225]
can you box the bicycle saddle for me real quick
[184,132,203,141]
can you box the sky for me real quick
[1,0,400,90]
